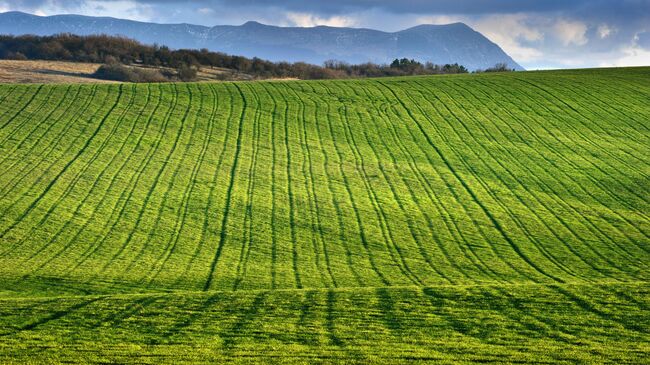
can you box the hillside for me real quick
[0,60,111,84]
[0,11,523,71]
[0,60,263,84]
[0,34,473,82]
[0,68,649,363]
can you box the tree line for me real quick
[0,33,491,81]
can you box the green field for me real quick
[0,67,649,363]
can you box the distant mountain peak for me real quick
[0,11,523,70]
[242,20,265,27]
[403,22,466,29]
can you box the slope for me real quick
[0,67,648,362]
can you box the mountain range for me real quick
[0,11,523,71]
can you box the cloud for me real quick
[617,46,650,66]
[7,0,629,17]
[1,0,650,69]
[198,7,213,15]
[284,12,357,27]
[415,15,466,26]
[0,0,153,21]
[553,19,588,46]
[472,14,544,62]
[599,46,650,67]
[597,24,614,39]
[636,31,650,50]
[194,0,589,16]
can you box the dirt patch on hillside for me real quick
[0,60,298,84]
[0,60,115,84]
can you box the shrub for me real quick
[93,63,167,82]
[6,51,27,60]
[476,63,515,73]
[0,34,472,80]
[177,64,197,81]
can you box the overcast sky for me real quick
[2,0,649,69]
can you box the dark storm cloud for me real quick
[202,0,578,14]
[10,0,650,16]
[104,0,650,16]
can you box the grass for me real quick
[0,67,648,363]
[0,60,113,84]
[0,60,272,84]
[1,283,648,364]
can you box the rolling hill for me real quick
[0,11,523,71]
[0,68,649,363]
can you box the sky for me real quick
[1,0,649,69]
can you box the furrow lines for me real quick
[0,87,31,131]
[323,81,422,285]
[277,82,338,287]
[299,87,340,288]
[0,86,88,199]
[120,83,200,277]
[281,83,303,289]
[320,85,391,286]
[66,83,177,275]
[232,82,263,290]
[0,84,75,170]
[0,84,44,131]
[0,84,19,110]
[302,82,365,287]
[427,80,632,278]
[408,83,585,281]
[345,81,473,283]
[475,78,650,239]
[541,79,649,171]
[448,79,648,267]
[149,83,220,287]
[374,81,532,282]
[587,77,650,131]
[550,284,647,334]
[0,85,56,151]
[27,84,157,274]
[12,84,140,266]
[299,86,339,287]
[0,84,123,241]
[365,82,487,282]
[178,83,235,286]
[292,83,330,287]
[102,83,192,275]
[535,77,648,155]
[202,82,248,291]
[267,85,280,289]
[378,80,560,283]
[512,77,649,195]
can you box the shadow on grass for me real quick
[35,68,99,79]
[1,297,102,337]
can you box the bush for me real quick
[177,64,197,81]
[6,51,27,60]
[476,63,515,73]
[93,63,167,82]
[324,59,468,77]
[0,34,472,80]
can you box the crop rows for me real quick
[0,282,647,363]
[0,67,648,362]
[1,70,649,294]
